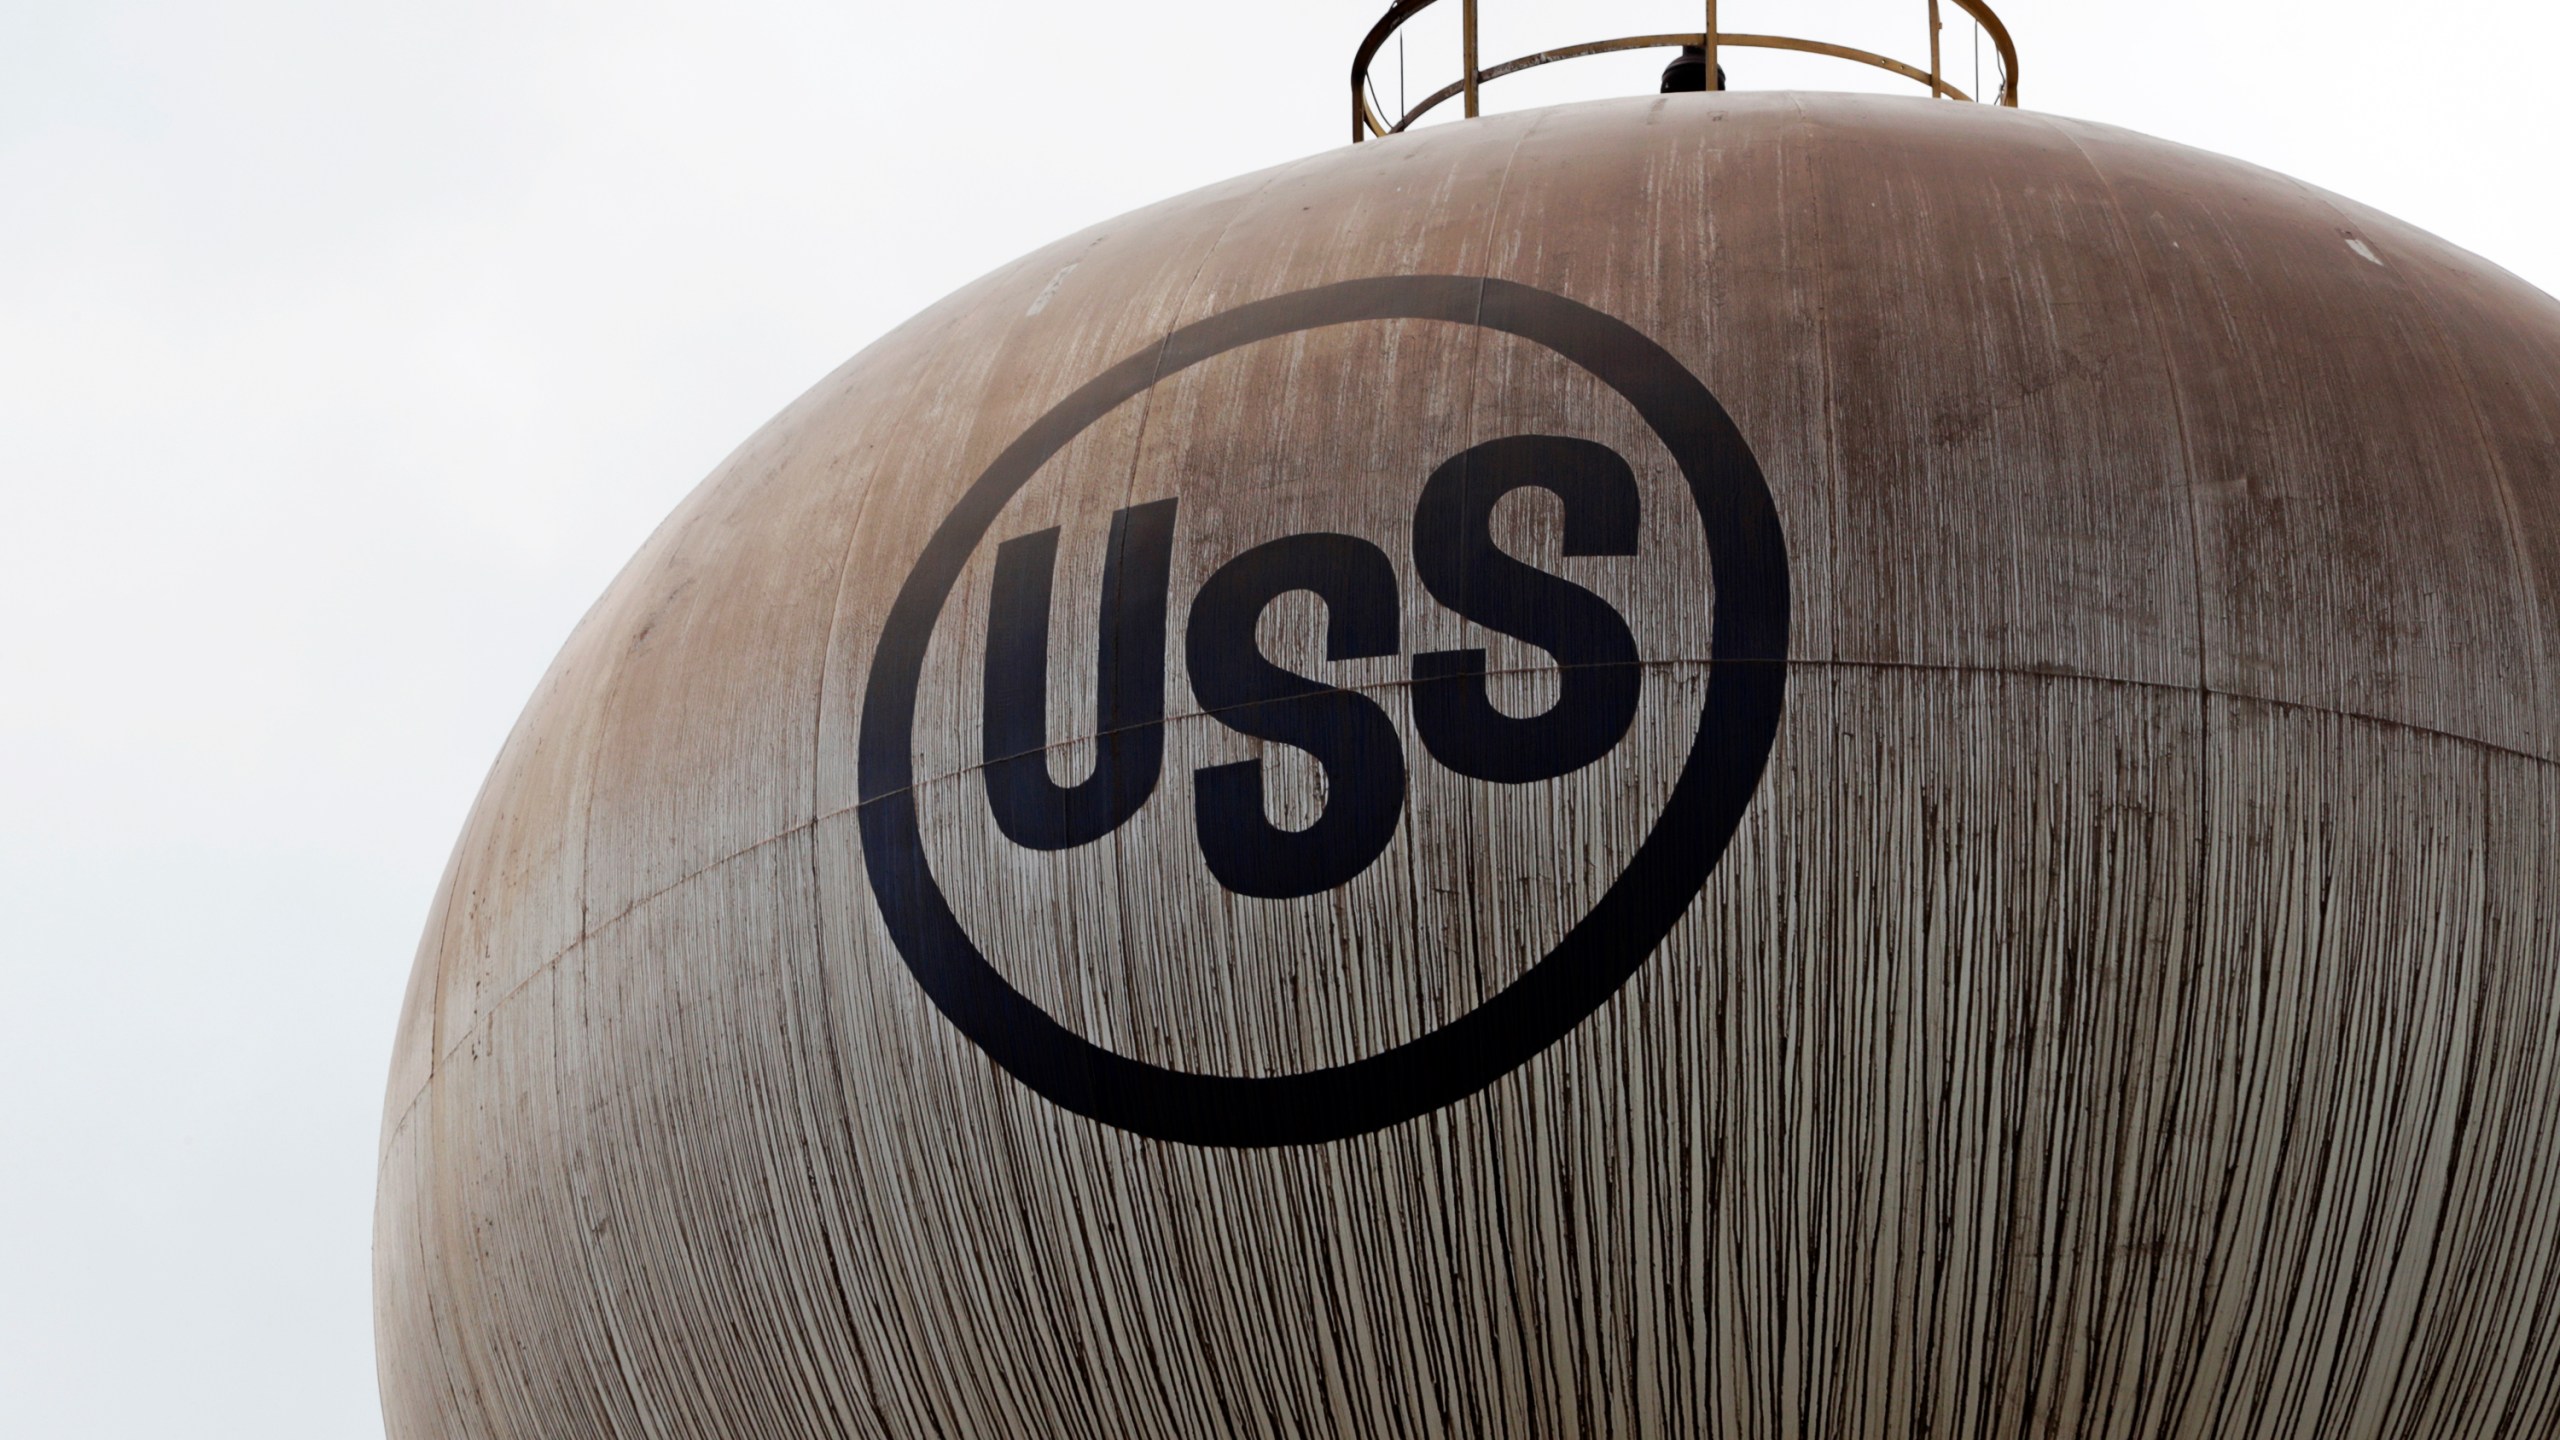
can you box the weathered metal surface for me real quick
[378,93,2560,1438]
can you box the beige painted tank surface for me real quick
[377,93,2560,1437]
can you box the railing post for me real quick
[1462,0,1480,117]
[1705,0,1720,90]
[1927,0,1944,97]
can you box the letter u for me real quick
[980,498,1178,850]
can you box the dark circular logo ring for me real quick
[856,276,1789,1147]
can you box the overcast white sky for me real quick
[2,2,2554,1434]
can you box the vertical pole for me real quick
[1462,0,1480,118]
[1927,0,1944,97]
[1704,0,1720,91]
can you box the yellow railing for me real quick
[1352,0,2020,142]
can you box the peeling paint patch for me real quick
[1027,261,1080,316]
[2344,234,2384,266]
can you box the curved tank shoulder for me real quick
[379,85,2560,1440]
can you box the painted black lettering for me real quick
[1186,532,1405,899]
[1411,435,1642,783]
[981,498,1178,850]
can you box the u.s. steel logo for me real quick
[858,277,1789,1146]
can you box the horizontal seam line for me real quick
[413,656,2554,1072]
[865,656,2558,817]
[424,822,817,1070]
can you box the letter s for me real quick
[1185,533,1405,900]
[1410,435,1642,783]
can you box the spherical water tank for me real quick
[376,89,2560,1437]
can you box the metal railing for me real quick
[1352,0,2020,142]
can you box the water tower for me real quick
[377,3,2560,1434]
